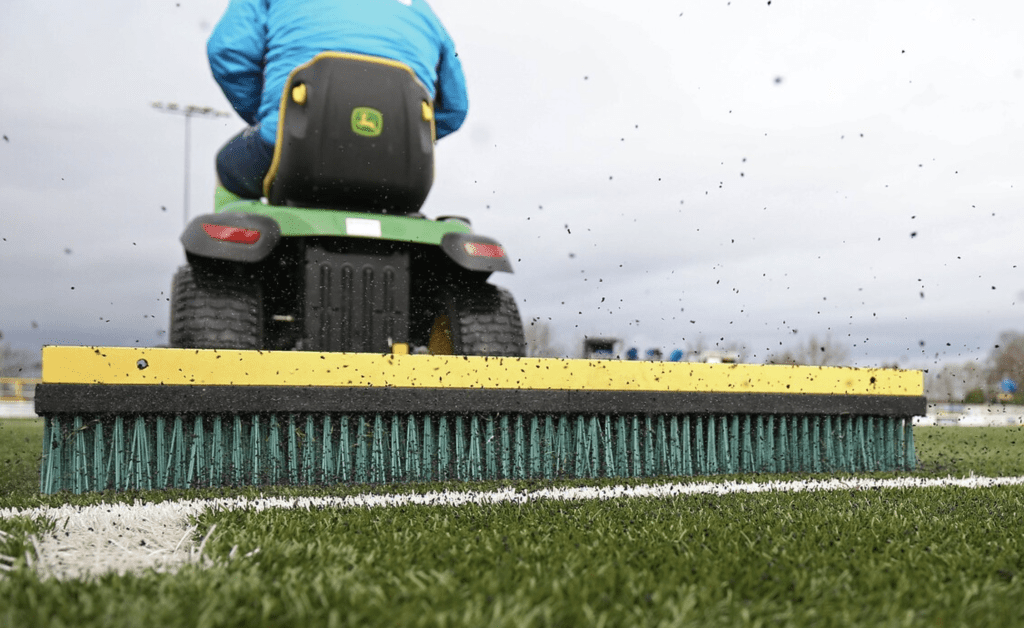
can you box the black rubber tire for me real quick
[169,264,263,350]
[442,283,526,357]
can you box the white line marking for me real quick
[3,475,1023,581]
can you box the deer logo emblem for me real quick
[351,107,384,137]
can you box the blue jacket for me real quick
[208,0,468,144]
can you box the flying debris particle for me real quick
[31,321,38,329]
[910,232,917,238]
[64,248,72,254]
[161,206,167,212]
[2,135,8,142]
[774,76,783,84]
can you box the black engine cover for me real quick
[301,241,410,352]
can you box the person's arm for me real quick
[207,0,267,125]
[433,35,468,139]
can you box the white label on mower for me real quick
[345,218,382,238]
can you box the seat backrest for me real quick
[264,52,436,213]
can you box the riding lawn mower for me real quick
[170,52,526,358]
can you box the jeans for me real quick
[215,126,275,199]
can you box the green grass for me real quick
[914,425,1024,477]
[2,421,1024,626]
[2,485,1023,627]
[0,418,42,499]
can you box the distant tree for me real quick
[685,335,708,357]
[985,331,1024,394]
[963,388,986,404]
[524,320,566,358]
[925,361,988,403]
[714,340,749,363]
[0,339,41,378]
[766,334,850,367]
[926,365,958,402]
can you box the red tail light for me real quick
[202,223,261,244]
[463,242,505,258]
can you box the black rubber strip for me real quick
[35,384,927,417]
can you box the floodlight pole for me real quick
[152,103,232,226]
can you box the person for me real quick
[207,0,469,199]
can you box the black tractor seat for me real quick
[263,51,437,214]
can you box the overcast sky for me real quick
[1,0,1022,369]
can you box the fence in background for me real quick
[0,378,41,418]
[917,403,1024,427]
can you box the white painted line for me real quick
[3,475,1024,581]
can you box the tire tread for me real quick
[449,284,526,357]
[169,265,262,349]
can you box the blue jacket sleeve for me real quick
[208,0,267,126]
[433,36,468,140]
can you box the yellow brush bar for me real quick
[42,346,922,396]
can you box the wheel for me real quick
[428,283,526,356]
[169,264,263,349]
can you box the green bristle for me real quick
[38,412,919,493]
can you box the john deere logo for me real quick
[351,107,383,137]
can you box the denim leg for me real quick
[215,126,275,199]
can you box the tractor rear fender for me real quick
[182,212,282,263]
[440,232,514,273]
